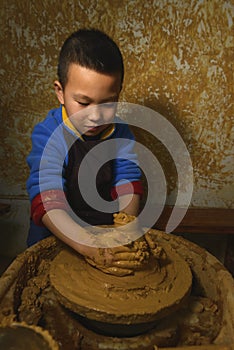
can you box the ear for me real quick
[54,80,64,105]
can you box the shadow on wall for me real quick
[0,199,30,258]
[132,98,195,211]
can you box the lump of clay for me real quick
[49,229,192,324]
[84,212,166,277]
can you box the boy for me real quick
[26,29,143,273]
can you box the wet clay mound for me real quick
[49,240,192,324]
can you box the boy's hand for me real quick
[81,213,152,277]
[84,244,148,276]
[144,229,167,260]
[83,221,149,276]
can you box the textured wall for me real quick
[0,0,233,208]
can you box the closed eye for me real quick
[78,101,90,106]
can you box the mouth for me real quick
[84,124,111,135]
[86,125,100,131]
[83,125,104,135]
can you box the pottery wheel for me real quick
[50,231,192,325]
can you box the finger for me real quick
[146,229,161,237]
[145,232,156,249]
[113,252,143,261]
[111,259,146,269]
[111,245,138,253]
[113,250,149,262]
[85,256,96,267]
[85,250,114,267]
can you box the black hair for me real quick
[57,28,124,88]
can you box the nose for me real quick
[89,105,102,124]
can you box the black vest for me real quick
[63,128,114,226]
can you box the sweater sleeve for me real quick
[111,121,143,199]
[26,111,69,225]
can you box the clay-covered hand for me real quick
[144,229,167,260]
[112,212,151,273]
[83,213,151,276]
[84,244,149,277]
[82,220,150,276]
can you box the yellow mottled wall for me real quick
[0,0,233,208]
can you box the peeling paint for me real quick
[0,0,233,209]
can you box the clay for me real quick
[0,322,59,350]
[0,227,233,349]
[49,238,192,324]
[84,238,150,277]
[83,213,150,276]
[18,259,50,324]
[113,211,136,224]
[84,212,166,276]
[17,249,220,347]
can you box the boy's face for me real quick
[54,64,122,137]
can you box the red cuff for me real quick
[31,190,69,226]
[111,181,144,200]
